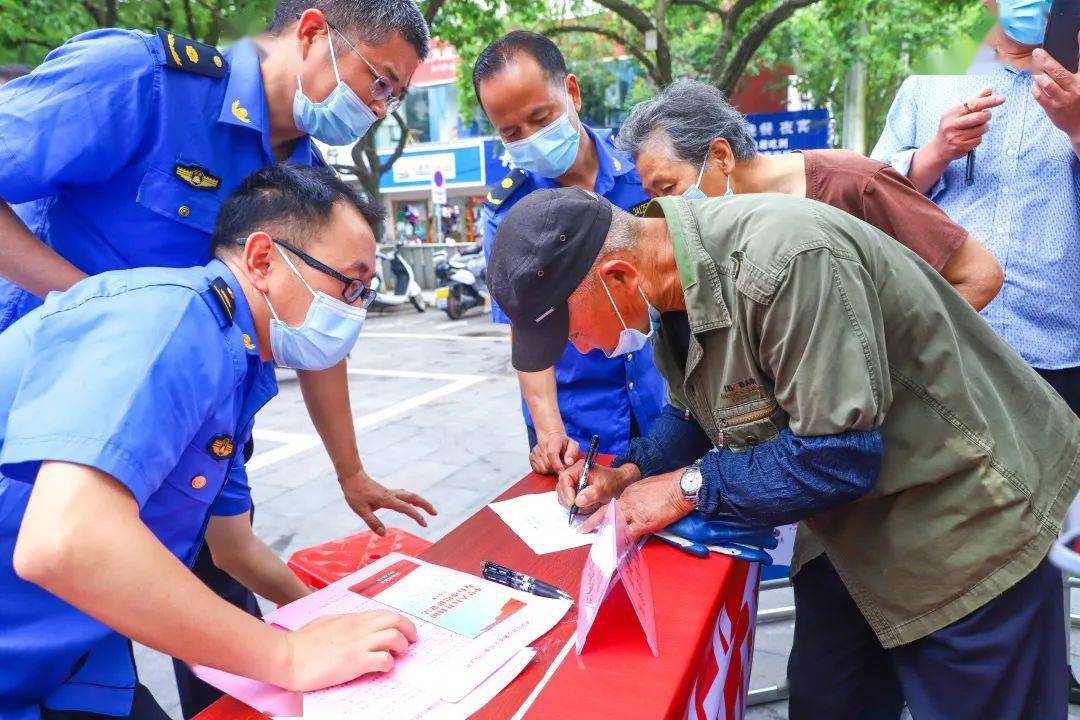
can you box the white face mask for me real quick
[598,274,659,358]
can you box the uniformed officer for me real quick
[0,4,434,714]
[472,31,666,473]
[0,164,419,720]
[491,188,1080,720]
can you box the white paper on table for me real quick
[488,491,596,555]
[193,648,536,720]
[264,553,570,703]
[303,647,536,720]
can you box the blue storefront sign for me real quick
[377,137,509,193]
[744,108,831,154]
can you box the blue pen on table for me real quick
[568,434,600,526]
[481,561,573,602]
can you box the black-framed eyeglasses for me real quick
[237,237,376,308]
[326,20,404,113]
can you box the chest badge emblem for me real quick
[175,163,221,190]
[209,434,235,460]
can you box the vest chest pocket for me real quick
[135,165,223,235]
[715,400,784,451]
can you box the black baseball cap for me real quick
[488,187,613,372]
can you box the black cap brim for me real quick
[510,302,570,373]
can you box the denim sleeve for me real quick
[696,427,882,526]
[613,403,713,477]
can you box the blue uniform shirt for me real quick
[0,29,321,332]
[482,126,666,455]
[0,260,277,719]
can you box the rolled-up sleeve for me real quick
[0,30,159,204]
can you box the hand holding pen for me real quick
[568,435,600,525]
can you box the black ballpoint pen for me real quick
[481,561,573,601]
[569,435,600,526]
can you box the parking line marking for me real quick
[247,429,322,472]
[248,370,491,471]
[356,375,486,430]
[347,368,489,382]
[361,332,509,342]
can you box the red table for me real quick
[195,468,758,720]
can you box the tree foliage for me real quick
[754,0,985,149]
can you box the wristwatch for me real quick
[679,462,703,507]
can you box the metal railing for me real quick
[748,576,794,707]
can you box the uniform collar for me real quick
[207,258,262,359]
[219,38,269,132]
[647,196,732,333]
[589,125,635,196]
[529,124,636,197]
[219,39,318,164]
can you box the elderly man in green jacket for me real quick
[487,187,1080,720]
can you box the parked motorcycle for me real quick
[371,241,425,313]
[433,244,488,320]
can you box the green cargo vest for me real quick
[646,193,1080,647]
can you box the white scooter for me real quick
[371,241,425,313]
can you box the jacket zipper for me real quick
[720,401,777,428]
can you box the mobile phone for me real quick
[1044,0,1080,73]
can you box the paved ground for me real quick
[135,304,1080,719]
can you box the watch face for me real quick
[681,467,702,495]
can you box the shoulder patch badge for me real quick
[485,168,528,210]
[175,163,221,191]
[156,28,227,78]
[209,434,235,460]
[630,200,652,217]
[208,277,235,326]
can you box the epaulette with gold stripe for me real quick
[156,28,227,78]
[208,277,235,326]
[485,168,528,210]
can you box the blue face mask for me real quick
[999,0,1052,45]
[681,155,734,200]
[263,245,367,370]
[504,89,582,178]
[599,276,659,358]
[293,33,377,146]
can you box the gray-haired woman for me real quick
[617,79,1002,310]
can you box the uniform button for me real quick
[178,205,191,217]
[626,354,633,361]
[1006,148,1017,157]
[628,381,635,390]
[1001,186,1010,194]
[191,475,207,490]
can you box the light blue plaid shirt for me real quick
[872,63,1080,370]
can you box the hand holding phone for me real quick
[1044,0,1080,73]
